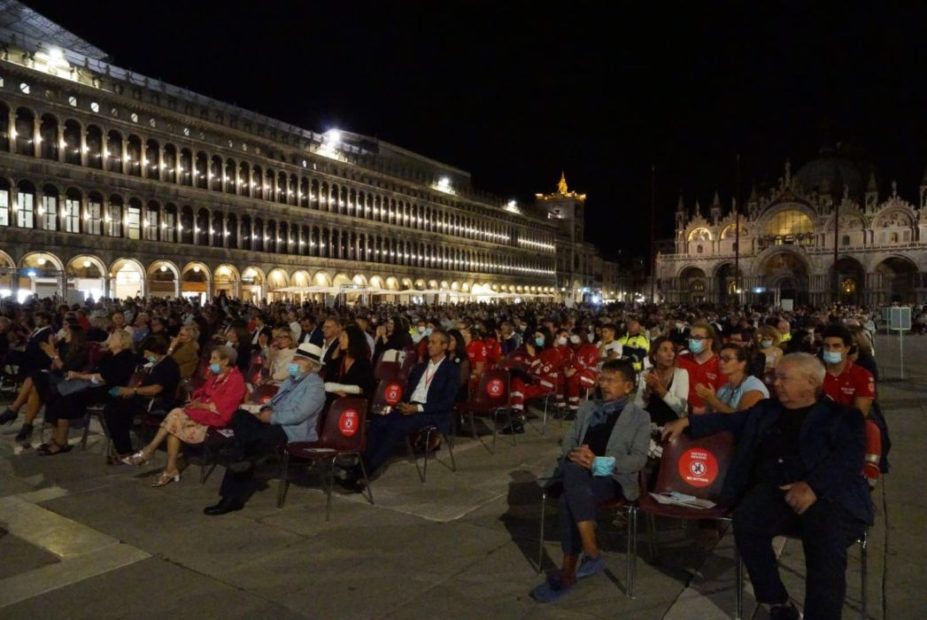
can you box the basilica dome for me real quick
[793,144,873,201]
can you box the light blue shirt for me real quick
[269,371,325,443]
[715,375,769,411]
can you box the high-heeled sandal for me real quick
[151,470,181,487]
[122,450,151,466]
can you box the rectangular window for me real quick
[64,198,80,232]
[127,206,140,240]
[0,189,8,226]
[162,211,176,242]
[87,200,102,235]
[108,205,122,237]
[42,195,57,231]
[144,210,158,241]
[16,192,34,228]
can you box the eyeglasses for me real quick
[719,356,739,362]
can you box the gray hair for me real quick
[213,344,238,366]
[777,352,825,386]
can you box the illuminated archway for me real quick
[65,254,105,301]
[148,260,180,298]
[110,258,145,300]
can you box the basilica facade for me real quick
[0,1,621,305]
[657,149,927,306]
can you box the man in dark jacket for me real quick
[663,352,873,620]
[354,329,458,481]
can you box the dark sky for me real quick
[25,1,927,263]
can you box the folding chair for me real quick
[80,368,147,460]
[406,414,457,483]
[537,485,637,595]
[630,431,737,603]
[457,368,513,454]
[373,360,401,382]
[277,397,373,519]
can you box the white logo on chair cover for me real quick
[338,409,359,437]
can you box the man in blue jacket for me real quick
[350,329,458,484]
[204,342,326,515]
[663,352,873,620]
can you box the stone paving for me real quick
[1,333,925,619]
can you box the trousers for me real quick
[218,410,287,502]
[733,483,865,620]
[365,409,449,473]
[558,461,620,556]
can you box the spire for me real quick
[865,170,879,213]
[711,190,721,207]
[676,193,685,211]
[867,171,878,193]
[557,172,569,195]
[694,200,702,217]
[748,184,758,202]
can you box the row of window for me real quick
[0,180,556,277]
[0,101,556,251]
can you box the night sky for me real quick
[24,1,927,264]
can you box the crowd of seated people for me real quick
[0,294,894,616]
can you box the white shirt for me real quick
[409,357,444,410]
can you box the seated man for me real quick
[531,359,650,603]
[663,353,873,620]
[203,342,326,515]
[349,330,457,485]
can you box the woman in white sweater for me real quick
[634,336,689,425]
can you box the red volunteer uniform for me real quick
[677,353,728,414]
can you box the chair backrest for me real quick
[318,396,368,453]
[370,376,405,415]
[128,369,147,388]
[651,431,735,502]
[374,360,401,382]
[472,368,510,408]
[250,383,279,404]
[399,347,419,378]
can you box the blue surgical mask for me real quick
[146,354,158,364]
[534,336,545,347]
[760,340,773,349]
[209,362,221,374]
[287,362,301,378]
[823,351,842,364]
[688,339,705,354]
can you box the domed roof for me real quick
[793,145,873,201]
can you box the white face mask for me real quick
[569,334,582,345]
[556,337,568,346]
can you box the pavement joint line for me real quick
[0,493,151,609]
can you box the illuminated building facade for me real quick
[0,1,574,303]
[657,147,927,306]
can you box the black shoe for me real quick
[500,419,525,435]
[336,477,367,494]
[0,409,17,425]
[203,497,245,516]
[769,601,801,620]
[14,423,33,444]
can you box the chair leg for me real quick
[406,434,426,483]
[627,505,637,598]
[422,428,433,482]
[200,443,210,483]
[647,513,658,561]
[324,457,335,521]
[356,455,374,506]
[541,396,549,436]
[537,490,547,573]
[443,431,456,472]
[276,451,289,508]
[860,529,868,620]
[735,547,743,620]
[80,412,91,450]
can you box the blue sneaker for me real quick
[575,554,605,579]
[530,572,574,603]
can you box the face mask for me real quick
[417,326,426,333]
[569,334,582,345]
[556,337,568,346]
[675,323,685,331]
[688,339,705,354]
[424,328,433,336]
[146,354,158,364]
[534,337,545,347]
[760,340,773,349]
[209,362,221,374]
[823,351,842,364]
[287,362,301,378]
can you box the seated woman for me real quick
[532,359,650,603]
[323,325,375,404]
[266,328,297,385]
[103,335,181,463]
[168,324,200,381]
[39,329,136,455]
[696,343,769,413]
[3,322,89,445]
[124,345,246,487]
[634,336,688,425]
[446,329,471,403]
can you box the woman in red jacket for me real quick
[125,345,246,487]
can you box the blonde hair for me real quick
[756,325,780,346]
[108,328,133,351]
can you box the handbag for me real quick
[57,378,93,396]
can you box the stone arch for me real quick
[148,260,181,298]
[241,266,265,302]
[875,255,918,303]
[832,256,866,305]
[214,264,240,298]
[181,261,211,302]
[109,257,145,299]
[65,254,105,300]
